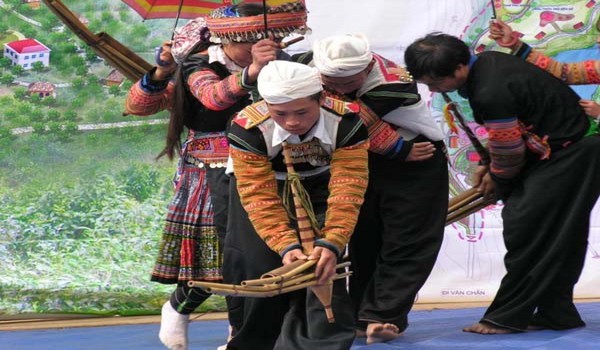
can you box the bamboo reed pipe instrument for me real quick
[440,92,497,224]
[43,0,152,82]
[280,141,337,323]
[189,142,346,323]
[446,187,496,225]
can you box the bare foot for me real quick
[366,322,402,344]
[463,322,517,334]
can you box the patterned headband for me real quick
[206,2,310,44]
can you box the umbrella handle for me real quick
[154,47,171,67]
[263,0,268,37]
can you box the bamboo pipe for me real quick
[44,0,98,44]
[42,0,152,82]
[441,93,491,164]
[190,262,352,299]
[448,188,482,214]
[281,142,316,252]
[243,260,350,287]
[189,272,352,298]
[94,33,152,80]
[242,259,316,286]
[189,271,352,294]
[448,187,479,209]
[281,142,336,323]
[262,262,350,289]
[96,33,152,73]
[446,197,494,225]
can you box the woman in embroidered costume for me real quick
[225,60,369,349]
[123,3,308,349]
[295,34,449,343]
[488,18,600,129]
[405,33,600,335]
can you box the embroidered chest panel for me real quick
[285,139,331,167]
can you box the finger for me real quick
[314,260,324,281]
[319,268,332,284]
[476,179,484,191]
[422,146,436,154]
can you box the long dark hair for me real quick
[157,3,267,160]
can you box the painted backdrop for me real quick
[0,0,598,315]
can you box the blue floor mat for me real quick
[2,303,599,350]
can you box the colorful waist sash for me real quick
[183,131,229,168]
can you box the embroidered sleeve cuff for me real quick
[240,67,257,91]
[391,139,413,160]
[489,172,517,185]
[141,67,170,93]
[314,239,342,257]
[279,243,303,258]
[514,42,532,60]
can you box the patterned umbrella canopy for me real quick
[122,0,293,20]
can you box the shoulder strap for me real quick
[232,100,271,129]
[321,95,360,116]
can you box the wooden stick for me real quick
[280,36,304,49]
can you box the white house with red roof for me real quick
[4,38,51,70]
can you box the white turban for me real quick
[312,33,374,77]
[257,61,323,104]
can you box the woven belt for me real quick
[184,154,228,168]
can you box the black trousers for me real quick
[223,173,355,350]
[482,135,600,331]
[349,139,448,332]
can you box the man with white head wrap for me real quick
[223,60,369,350]
[312,33,373,78]
[257,60,323,104]
[295,34,449,343]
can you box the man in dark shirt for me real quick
[300,34,448,343]
[405,33,600,334]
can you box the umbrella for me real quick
[122,0,299,57]
[122,0,294,20]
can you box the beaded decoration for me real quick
[206,1,310,44]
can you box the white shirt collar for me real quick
[272,110,333,147]
[208,45,243,73]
